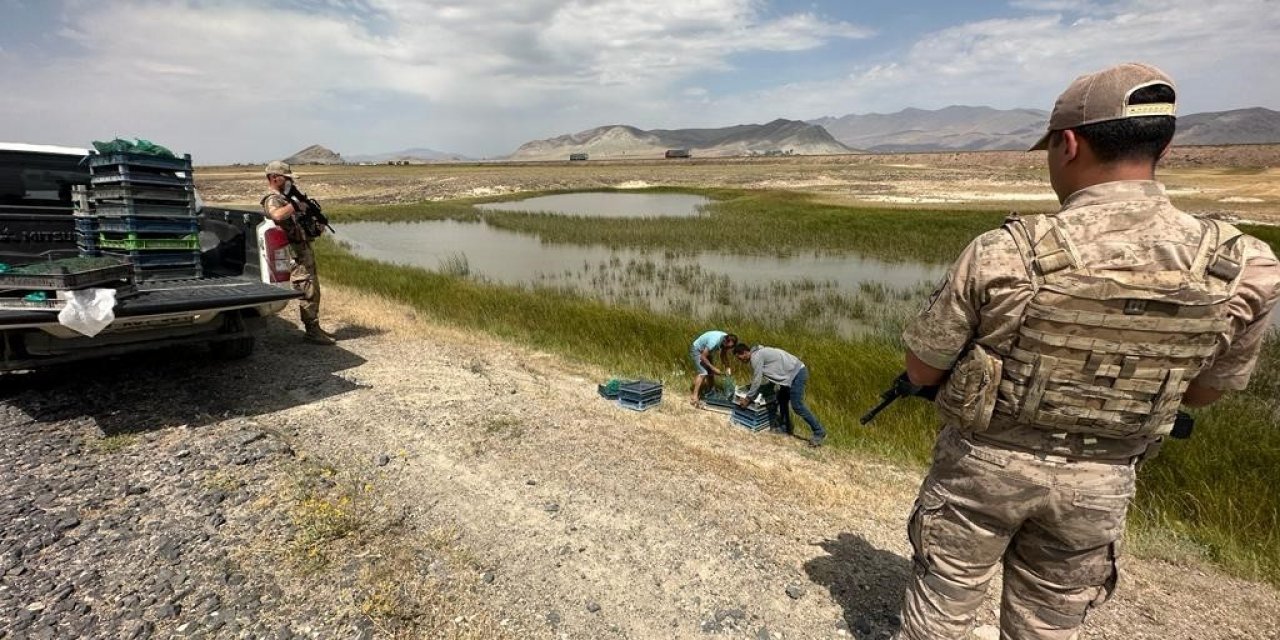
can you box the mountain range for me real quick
[809,106,1280,152]
[280,106,1280,165]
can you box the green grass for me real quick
[317,201,1280,587]
[330,188,1004,264]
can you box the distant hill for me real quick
[283,144,344,165]
[810,106,1048,152]
[347,147,473,164]
[811,106,1280,152]
[507,119,852,161]
[1174,108,1280,145]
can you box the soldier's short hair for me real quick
[1054,83,1177,166]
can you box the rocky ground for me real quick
[2,286,1279,639]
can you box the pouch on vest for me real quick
[935,345,1003,432]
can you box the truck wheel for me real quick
[209,335,255,360]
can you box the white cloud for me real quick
[0,0,1274,162]
[0,0,870,161]
[726,0,1280,122]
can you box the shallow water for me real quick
[475,192,711,218]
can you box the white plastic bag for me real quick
[57,288,117,337]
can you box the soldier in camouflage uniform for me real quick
[892,63,1280,639]
[263,161,335,345]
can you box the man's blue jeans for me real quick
[774,366,825,439]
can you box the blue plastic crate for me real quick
[130,265,203,282]
[101,249,201,269]
[90,153,192,172]
[95,201,196,218]
[731,413,772,432]
[73,216,97,235]
[97,216,198,235]
[91,186,195,205]
[90,165,192,188]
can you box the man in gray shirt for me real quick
[733,344,827,447]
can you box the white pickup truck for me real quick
[0,143,301,371]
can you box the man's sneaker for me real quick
[808,435,825,448]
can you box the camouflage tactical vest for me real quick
[990,213,1246,439]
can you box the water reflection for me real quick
[337,220,946,338]
[475,192,711,218]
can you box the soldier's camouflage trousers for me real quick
[894,427,1135,640]
[288,241,322,325]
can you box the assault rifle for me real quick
[284,184,335,238]
[859,372,939,425]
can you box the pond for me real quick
[475,192,711,218]
[336,220,946,338]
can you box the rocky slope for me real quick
[507,119,852,161]
[283,144,345,165]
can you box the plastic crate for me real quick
[90,165,192,188]
[73,215,98,235]
[95,201,196,219]
[731,412,773,432]
[618,381,663,404]
[98,217,199,235]
[132,266,203,282]
[102,250,201,268]
[91,186,195,204]
[98,233,199,251]
[618,396,662,412]
[90,153,192,173]
[0,257,132,290]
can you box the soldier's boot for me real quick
[303,322,336,346]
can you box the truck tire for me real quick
[209,335,255,360]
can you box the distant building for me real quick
[569,153,589,161]
[664,149,691,159]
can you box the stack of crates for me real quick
[731,403,773,432]
[617,380,663,411]
[87,153,202,281]
[729,385,778,432]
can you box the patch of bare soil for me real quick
[4,287,1277,639]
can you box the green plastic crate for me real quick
[98,233,199,251]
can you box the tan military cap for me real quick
[264,160,292,177]
[1029,62,1176,151]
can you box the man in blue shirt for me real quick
[689,330,738,405]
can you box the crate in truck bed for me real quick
[0,257,132,290]
[90,166,192,188]
[97,216,199,235]
[89,153,192,173]
[91,186,195,205]
[98,233,199,251]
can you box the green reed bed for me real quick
[316,235,1280,586]
[330,188,1003,265]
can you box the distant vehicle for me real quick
[664,149,691,159]
[569,153,589,161]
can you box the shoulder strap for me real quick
[1200,219,1245,284]
[1003,213,1041,289]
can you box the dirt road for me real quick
[3,288,1278,639]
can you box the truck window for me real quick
[0,152,89,209]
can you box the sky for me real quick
[1,0,1278,163]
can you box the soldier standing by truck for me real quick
[262,160,335,346]
[891,63,1280,639]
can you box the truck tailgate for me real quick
[0,278,300,325]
